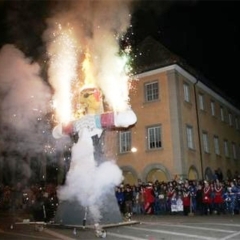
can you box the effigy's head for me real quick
[79,87,103,114]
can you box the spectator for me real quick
[166,183,175,213]
[123,185,133,220]
[182,187,190,216]
[115,186,125,214]
[196,181,203,215]
[202,181,212,215]
[143,183,155,214]
[213,180,224,215]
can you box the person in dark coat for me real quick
[123,185,133,219]
[115,186,125,214]
[196,181,203,215]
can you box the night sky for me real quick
[0,0,240,107]
[131,0,240,107]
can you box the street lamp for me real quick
[131,147,137,153]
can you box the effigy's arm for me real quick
[52,109,137,139]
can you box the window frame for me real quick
[235,116,239,130]
[119,130,132,153]
[186,125,194,149]
[147,125,162,150]
[224,139,229,158]
[210,100,215,116]
[183,82,190,103]
[228,112,233,126]
[202,131,210,153]
[232,142,237,160]
[199,93,205,111]
[220,106,224,122]
[144,81,159,102]
[213,135,220,155]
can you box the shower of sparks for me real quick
[47,24,135,125]
[47,22,79,124]
[97,45,133,112]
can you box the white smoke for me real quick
[43,0,133,118]
[57,128,123,223]
[0,44,52,154]
[45,0,133,222]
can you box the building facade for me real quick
[1,37,239,188]
[117,64,240,185]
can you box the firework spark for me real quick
[46,21,79,124]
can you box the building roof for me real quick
[133,36,240,109]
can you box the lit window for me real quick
[183,83,190,103]
[186,125,194,149]
[145,81,159,102]
[214,136,220,155]
[119,131,131,153]
[147,126,162,150]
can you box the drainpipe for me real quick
[193,79,204,180]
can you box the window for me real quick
[228,112,233,126]
[145,81,159,102]
[214,136,220,155]
[186,125,194,149]
[119,130,131,153]
[147,126,162,150]
[232,142,237,160]
[183,83,190,103]
[211,101,215,116]
[239,145,240,160]
[224,140,229,157]
[199,94,205,110]
[202,132,209,153]
[235,117,239,130]
[220,106,224,122]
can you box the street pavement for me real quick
[1,210,240,240]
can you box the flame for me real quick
[47,25,133,124]
[82,49,96,87]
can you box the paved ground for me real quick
[1,210,240,239]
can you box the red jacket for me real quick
[202,186,212,203]
[214,186,224,204]
[182,192,190,206]
[144,187,155,203]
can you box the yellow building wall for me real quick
[111,65,240,184]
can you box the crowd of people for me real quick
[115,178,240,219]
[1,177,240,222]
[0,182,58,221]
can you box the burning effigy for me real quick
[0,0,137,235]
[52,85,136,232]
[43,0,137,234]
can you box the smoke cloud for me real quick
[43,0,134,116]
[0,44,52,154]
[44,0,134,222]
[0,0,135,221]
